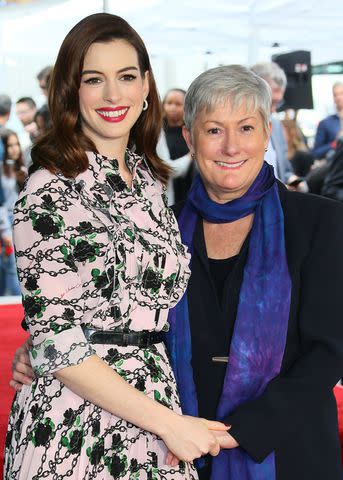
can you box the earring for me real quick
[142,99,148,111]
[191,153,196,160]
[264,147,268,152]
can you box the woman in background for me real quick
[281,119,313,178]
[34,104,52,138]
[162,88,194,204]
[0,129,26,295]
[0,129,27,197]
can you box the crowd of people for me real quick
[1,11,343,480]
[0,66,53,295]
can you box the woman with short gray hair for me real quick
[184,64,271,133]
[167,64,343,479]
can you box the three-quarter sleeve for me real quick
[13,186,95,377]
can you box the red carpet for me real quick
[0,300,28,475]
[334,385,343,463]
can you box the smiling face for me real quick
[183,99,271,203]
[78,39,149,159]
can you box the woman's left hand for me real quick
[165,425,239,466]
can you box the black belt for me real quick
[82,326,164,347]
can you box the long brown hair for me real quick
[31,13,169,184]
[0,129,25,176]
[281,119,308,159]
[0,129,27,190]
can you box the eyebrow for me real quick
[238,116,258,123]
[204,115,257,126]
[81,66,139,76]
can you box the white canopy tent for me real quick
[0,0,342,115]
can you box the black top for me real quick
[164,123,194,203]
[290,150,313,177]
[208,255,238,304]
[173,182,343,480]
[164,124,189,160]
[194,253,238,423]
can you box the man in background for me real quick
[15,97,38,167]
[312,82,343,160]
[251,62,306,187]
[15,97,38,143]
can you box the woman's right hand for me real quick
[10,338,34,391]
[160,414,227,463]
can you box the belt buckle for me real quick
[83,327,97,343]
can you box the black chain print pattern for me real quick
[4,151,196,479]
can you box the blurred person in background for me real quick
[162,88,194,204]
[312,81,343,160]
[0,94,12,131]
[0,129,26,296]
[36,65,53,99]
[0,123,4,163]
[15,97,38,141]
[0,180,12,283]
[321,138,343,201]
[281,119,313,177]
[0,129,27,197]
[250,62,307,192]
[15,97,38,166]
[34,103,52,138]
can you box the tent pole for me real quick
[103,0,109,12]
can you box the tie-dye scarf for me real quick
[166,162,291,479]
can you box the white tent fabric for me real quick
[0,0,342,107]
[1,0,342,63]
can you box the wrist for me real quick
[153,408,180,438]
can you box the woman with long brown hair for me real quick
[0,129,26,295]
[281,119,313,177]
[4,13,227,480]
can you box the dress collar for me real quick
[86,149,152,177]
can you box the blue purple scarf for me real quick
[165,162,291,479]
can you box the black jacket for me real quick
[172,183,343,480]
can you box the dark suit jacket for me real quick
[172,183,343,480]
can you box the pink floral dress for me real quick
[4,151,198,480]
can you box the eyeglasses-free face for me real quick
[78,39,149,160]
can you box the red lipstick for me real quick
[96,106,129,123]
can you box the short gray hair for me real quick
[0,94,11,116]
[184,64,271,133]
[251,61,287,90]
